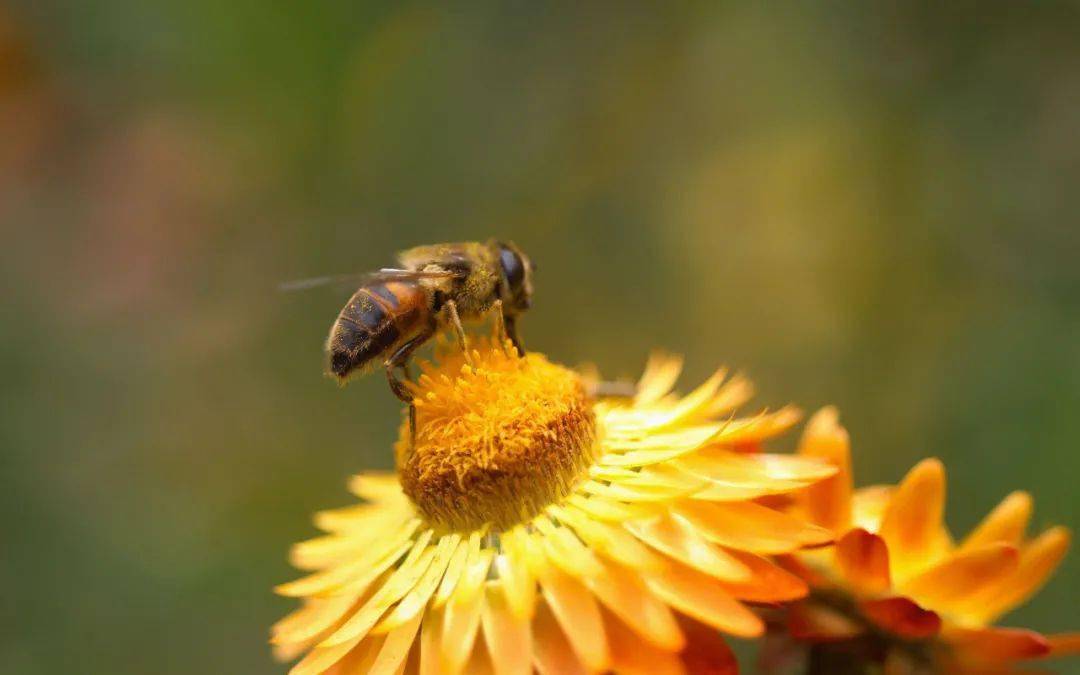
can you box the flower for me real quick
[777,407,1077,674]
[272,338,839,674]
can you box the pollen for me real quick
[395,337,597,531]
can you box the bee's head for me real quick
[494,240,534,313]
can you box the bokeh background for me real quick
[2,2,1078,673]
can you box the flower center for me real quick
[395,339,597,532]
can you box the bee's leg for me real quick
[385,323,437,445]
[504,314,525,357]
[444,299,473,364]
[490,300,511,356]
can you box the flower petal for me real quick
[787,602,863,641]
[532,601,589,675]
[644,562,764,637]
[674,500,833,555]
[677,615,739,675]
[634,352,684,406]
[368,612,424,675]
[715,549,809,603]
[878,458,950,577]
[538,562,611,671]
[963,526,1071,624]
[604,608,687,675]
[944,626,1051,663]
[626,513,752,582]
[585,559,685,651]
[440,554,489,675]
[374,534,461,633]
[959,491,1032,552]
[899,543,1018,609]
[481,582,532,675]
[833,528,891,595]
[796,407,852,533]
[858,597,941,639]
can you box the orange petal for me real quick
[603,607,687,675]
[878,459,948,575]
[481,582,532,675]
[644,562,764,637]
[531,601,589,675]
[796,407,853,533]
[944,626,1051,663]
[834,528,891,595]
[677,615,739,675]
[368,613,424,675]
[627,513,752,582]
[900,543,1018,609]
[715,549,809,603]
[1046,632,1080,657]
[959,491,1032,552]
[674,500,833,555]
[538,562,611,671]
[966,526,1071,623]
[585,559,685,651]
[858,597,940,639]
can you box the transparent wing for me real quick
[278,268,461,292]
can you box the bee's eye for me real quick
[499,245,525,291]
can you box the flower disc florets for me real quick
[396,338,597,531]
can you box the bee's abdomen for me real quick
[327,283,425,379]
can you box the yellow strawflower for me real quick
[271,337,839,674]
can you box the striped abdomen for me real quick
[327,282,429,379]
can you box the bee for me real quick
[288,240,535,403]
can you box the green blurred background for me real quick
[2,2,1077,673]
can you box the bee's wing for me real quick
[278,268,461,292]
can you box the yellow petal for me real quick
[851,485,893,532]
[878,459,950,577]
[965,526,1071,624]
[495,528,537,619]
[676,449,834,501]
[532,601,589,675]
[419,607,443,675]
[481,582,532,675]
[634,352,684,406]
[538,561,611,671]
[276,538,413,598]
[796,406,853,533]
[289,515,418,571]
[321,531,436,647]
[644,562,764,637]
[347,473,406,503]
[566,493,657,522]
[441,561,487,675]
[287,635,363,675]
[697,373,754,420]
[375,534,460,633]
[959,491,1032,552]
[271,594,360,647]
[599,425,726,467]
[580,479,700,503]
[549,504,664,571]
[585,559,685,651]
[674,500,833,554]
[899,543,1019,609]
[626,514,752,582]
[433,530,480,608]
[604,608,687,675]
[368,613,424,675]
[534,516,604,579]
[712,406,803,446]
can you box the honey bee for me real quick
[290,240,535,403]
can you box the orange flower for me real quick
[779,407,1077,673]
[271,340,838,674]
